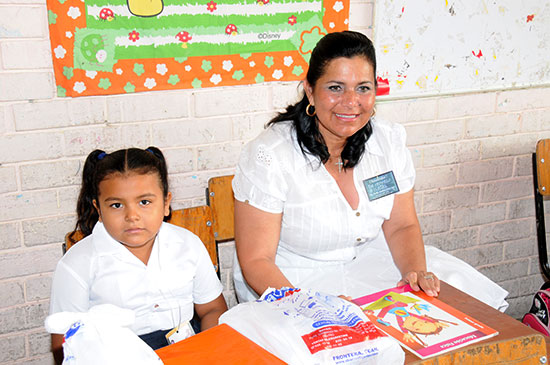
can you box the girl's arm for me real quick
[234,200,292,296]
[382,190,440,296]
[194,294,228,331]
[51,334,64,365]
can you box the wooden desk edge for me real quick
[404,282,548,364]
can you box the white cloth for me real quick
[232,118,509,311]
[45,304,163,365]
[50,222,223,335]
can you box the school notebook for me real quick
[352,284,498,359]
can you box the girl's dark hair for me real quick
[70,147,171,240]
[268,30,377,169]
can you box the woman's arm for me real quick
[234,200,292,296]
[194,294,228,331]
[382,190,440,296]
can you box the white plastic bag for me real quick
[220,288,404,365]
[45,304,163,365]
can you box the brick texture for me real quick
[14,99,106,131]
[1,40,53,70]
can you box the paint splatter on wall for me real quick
[373,1,550,97]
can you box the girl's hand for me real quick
[397,271,440,297]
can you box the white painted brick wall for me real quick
[423,227,479,251]
[418,211,451,235]
[0,72,54,101]
[437,93,496,118]
[1,40,52,70]
[0,281,25,307]
[458,158,514,184]
[1,0,550,362]
[465,113,521,139]
[479,177,532,202]
[152,117,232,147]
[513,155,533,177]
[481,133,541,159]
[414,165,457,191]
[22,216,75,246]
[0,7,47,38]
[451,203,507,229]
[0,336,25,363]
[423,186,480,211]
[13,99,106,131]
[19,160,81,190]
[497,88,550,112]
[0,167,18,194]
[405,119,464,145]
[106,92,189,123]
[193,86,270,117]
[197,141,243,170]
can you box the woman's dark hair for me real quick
[70,147,171,240]
[268,30,377,169]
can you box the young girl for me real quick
[49,147,227,362]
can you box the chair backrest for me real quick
[63,205,219,272]
[533,139,550,280]
[536,139,550,196]
[168,205,218,272]
[206,175,235,242]
[64,230,84,253]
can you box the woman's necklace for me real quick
[335,157,343,173]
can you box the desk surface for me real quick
[404,282,547,364]
[157,282,547,364]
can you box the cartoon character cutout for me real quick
[363,293,457,348]
[127,0,164,17]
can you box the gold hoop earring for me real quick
[371,107,377,118]
[306,104,316,117]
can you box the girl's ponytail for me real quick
[145,146,171,221]
[145,146,169,198]
[70,150,105,240]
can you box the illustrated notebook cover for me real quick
[352,285,498,359]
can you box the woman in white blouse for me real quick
[232,31,508,310]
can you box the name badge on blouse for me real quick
[363,171,400,201]
[165,321,195,345]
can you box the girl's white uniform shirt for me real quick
[232,118,509,311]
[50,221,223,335]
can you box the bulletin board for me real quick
[46,0,349,97]
[373,1,550,98]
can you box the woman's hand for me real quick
[397,271,440,297]
[338,294,353,302]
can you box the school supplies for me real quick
[352,284,498,360]
[156,323,286,364]
[219,287,405,364]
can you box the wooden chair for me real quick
[168,206,218,272]
[533,139,550,280]
[206,175,235,242]
[63,205,219,273]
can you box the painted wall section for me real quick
[374,1,550,97]
[1,0,550,364]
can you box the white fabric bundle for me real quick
[45,304,163,365]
